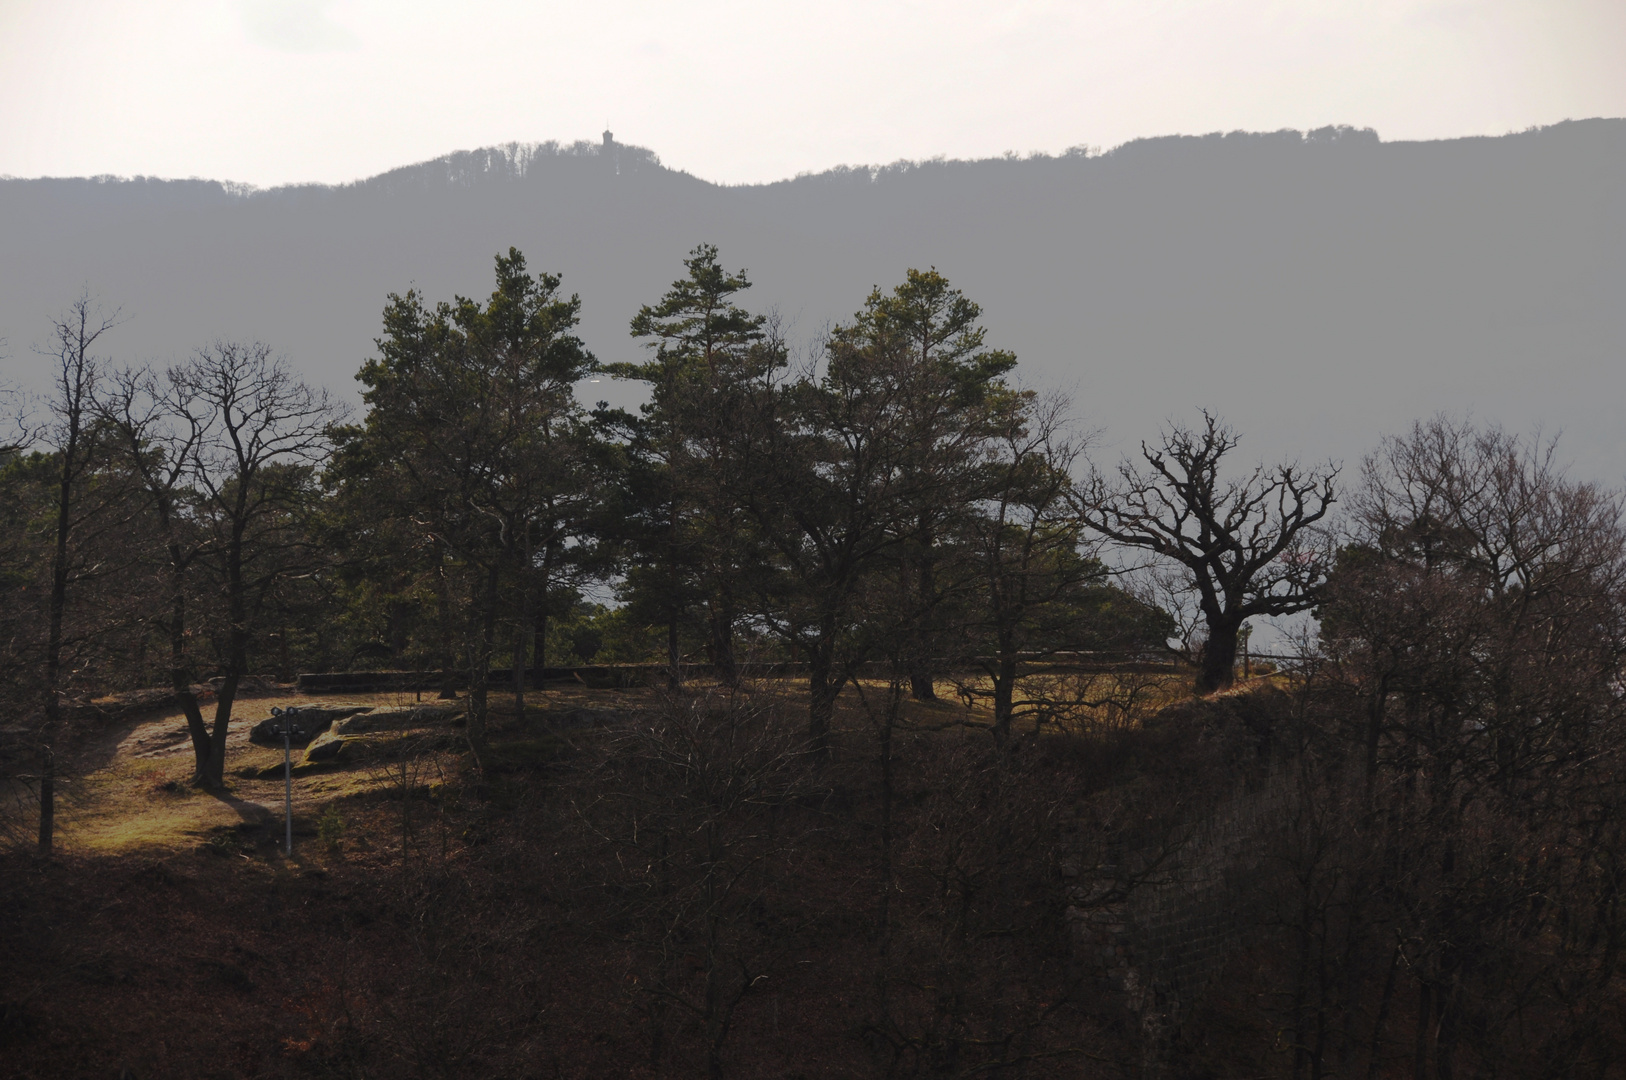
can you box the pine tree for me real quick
[609,244,784,686]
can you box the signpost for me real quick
[267,707,305,855]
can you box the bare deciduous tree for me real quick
[1299,417,1626,1079]
[962,393,1111,745]
[36,295,122,852]
[1079,412,1336,693]
[175,342,341,788]
[97,366,213,778]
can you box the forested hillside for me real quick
[3,119,1624,472]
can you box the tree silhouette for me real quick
[1079,412,1335,693]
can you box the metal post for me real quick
[273,705,299,856]
[283,728,293,855]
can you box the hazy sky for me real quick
[2,0,1624,186]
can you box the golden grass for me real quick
[5,669,1249,859]
[837,671,1198,736]
[20,680,695,856]
[7,690,467,856]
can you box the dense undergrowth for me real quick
[7,663,1626,1079]
[1,683,1123,1079]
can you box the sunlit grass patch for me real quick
[835,669,1194,737]
[3,675,1216,861]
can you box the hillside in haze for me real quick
[2,120,1623,474]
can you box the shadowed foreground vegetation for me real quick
[8,657,1625,1079]
[0,676,1143,1078]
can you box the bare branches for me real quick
[1325,415,1626,792]
[1351,416,1625,604]
[31,292,126,853]
[1077,411,1338,692]
[97,364,204,507]
[173,342,342,515]
[0,380,29,459]
[41,293,121,432]
[575,689,821,1075]
[166,341,345,787]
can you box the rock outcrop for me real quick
[334,704,463,734]
[247,706,371,747]
[300,732,352,764]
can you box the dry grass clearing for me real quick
[3,667,1236,860]
[5,684,655,857]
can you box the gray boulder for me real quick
[335,703,463,734]
[248,705,372,747]
[300,732,353,764]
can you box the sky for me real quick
[1,0,1624,187]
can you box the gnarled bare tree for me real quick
[96,366,211,782]
[1078,412,1336,693]
[176,342,341,788]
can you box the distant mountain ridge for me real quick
[2,120,1623,477]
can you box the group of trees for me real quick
[7,245,1626,1078]
[1201,416,1626,1077]
[2,302,340,850]
[328,246,1183,759]
[0,242,1364,852]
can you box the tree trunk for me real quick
[39,522,67,851]
[199,530,249,790]
[1412,981,1432,1080]
[707,600,737,687]
[534,609,548,674]
[877,681,896,952]
[991,653,1018,748]
[1434,980,1457,1080]
[1197,617,1241,694]
[667,616,682,690]
[467,560,500,760]
[1366,943,1401,1080]
[434,539,458,700]
[807,634,840,751]
[204,670,240,789]
[147,493,208,779]
[512,529,529,726]
[36,745,54,857]
[909,540,938,701]
[468,664,490,761]
[1365,670,1390,794]
[666,497,682,690]
[39,414,77,854]
[169,581,209,778]
[511,624,527,724]
[701,821,729,1080]
[37,307,103,855]
[533,541,554,688]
